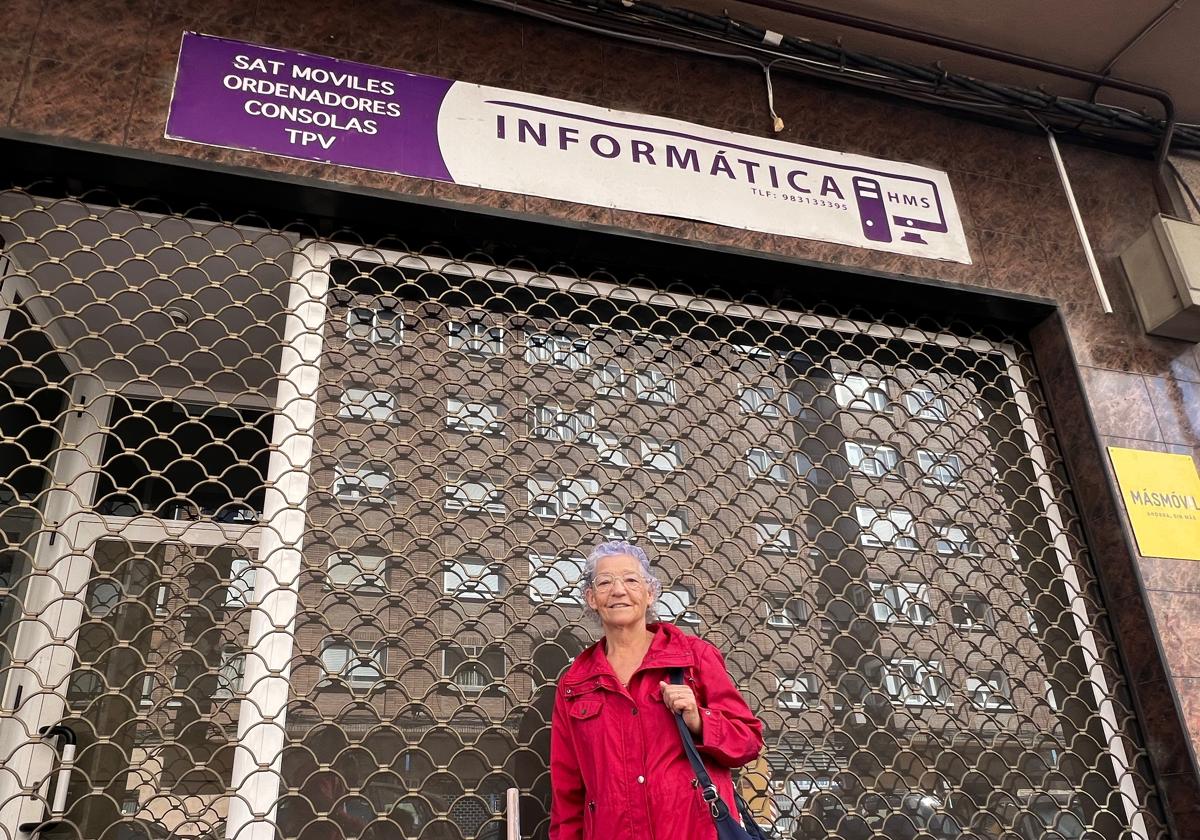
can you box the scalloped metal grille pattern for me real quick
[0,186,1167,840]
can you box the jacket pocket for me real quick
[568,698,603,720]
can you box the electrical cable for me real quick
[470,0,1200,153]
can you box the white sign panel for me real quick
[169,34,971,264]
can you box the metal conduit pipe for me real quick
[732,0,1180,211]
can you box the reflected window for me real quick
[935,524,981,556]
[767,595,811,628]
[442,645,506,693]
[833,372,888,412]
[526,332,590,369]
[918,449,963,485]
[529,554,585,605]
[855,505,918,550]
[968,670,1013,710]
[904,386,949,422]
[592,363,630,398]
[641,438,682,471]
[320,637,384,690]
[87,578,122,616]
[224,554,255,608]
[338,388,397,422]
[778,673,819,709]
[845,441,900,478]
[659,584,700,625]
[532,404,596,442]
[448,320,505,355]
[528,476,626,533]
[739,385,780,417]
[215,647,245,699]
[445,397,506,435]
[333,461,393,503]
[952,593,994,629]
[585,431,631,467]
[746,447,789,483]
[871,581,933,624]
[444,558,503,601]
[755,518,799,554]
[884,658,949,706]
[634,369,677,404]
[326,551,387,590]
[443,473,506,515]
[346,306,401,344]
[648,509,690,544]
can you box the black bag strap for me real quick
[670,668,729,818]
[670,669,775,840]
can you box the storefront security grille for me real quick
[0,185,1168,840]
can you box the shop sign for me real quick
[1108,446,1200,561]
[166,32,971,264]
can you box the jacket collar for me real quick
[562,622,697,688]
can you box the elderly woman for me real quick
[549,540,764,840]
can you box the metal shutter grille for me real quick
[0,186,1167,840]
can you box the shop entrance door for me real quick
[0,516,259,840]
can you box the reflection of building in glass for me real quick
[0,205,1155,840]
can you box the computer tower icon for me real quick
[852,176,892,243]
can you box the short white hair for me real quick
[579,539,662,621]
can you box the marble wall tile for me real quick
[12,58,134,145]
[32,0,152,75]
[523,197,611,227]
[253,0,359,54]
[974,229,1055,298]
[123,75,174,153]
[946,120,1059,188]
[0,49,26,126]
[1134,677,1200,777]
[601,43,680,118]
[608,208,694,241]
[686,222,775,254]
[432,181,525,213]
[1145,377,1200,447]
[326,168,435,200]
[0,0,43,54]
[962,173,1076,243]
[1180,678,1200,754]
[520,24,606,102]
[1147,590,1200,678]
[1080,366,1163,441]
[673,56,764,135]
[436,6,523,87]
[1141,557,1200,594]
[1160,771,1200,822]
[142,0,260,82]
[1110,594,1173,687]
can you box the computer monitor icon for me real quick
[851,172,950,246]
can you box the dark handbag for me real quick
[669,669,772,840]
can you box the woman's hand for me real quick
[659,680,702,736]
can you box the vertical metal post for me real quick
[1046,129,1114,314]
[506,787,521,840]
[225,242,331,840]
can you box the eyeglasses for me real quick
[592,573,645,593]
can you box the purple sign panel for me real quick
[166,33,970,263]
[167,33,452,180]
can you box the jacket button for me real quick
[631,708,638,716]
[637,775,645,784]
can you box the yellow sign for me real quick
[1107,447,1200,561]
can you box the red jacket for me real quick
[549,622,765,840]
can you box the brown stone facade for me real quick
[3,0,1200,833]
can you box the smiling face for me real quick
[585,552,652,630]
